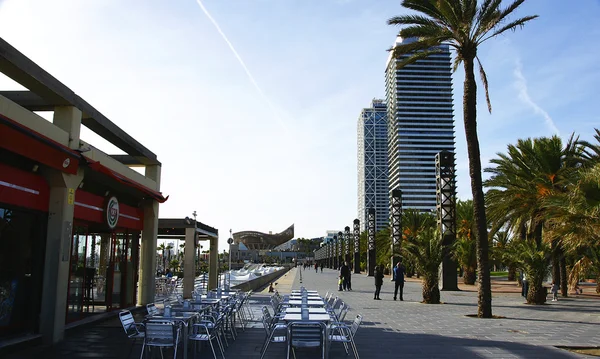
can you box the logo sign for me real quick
[105,196,120,230]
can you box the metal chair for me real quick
[286,321,328,359]
[146,303,159,316]
[329,314,362,359]
[119,310,145,359]
[188,318,225,359]
[260,306,287,359]
[140,320,182,359]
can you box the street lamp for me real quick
[228,229,233,270]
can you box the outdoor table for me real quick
[282,313,331,322]
[288,300,325,307]
[285,307,328,314]
[291,290,319,295]
[289,295,321,300]
[147,312,198,359]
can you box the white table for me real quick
[288,300,324,306]
[291,290,319,295]
[282,313,331,322]
[289,296,321,301]
[285,307,328,314]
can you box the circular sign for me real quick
[105,196,120,230]
[227,237,234,245]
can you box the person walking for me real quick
[315,262,319,273]
[393,260,406,301]
[551,281,559,301]
[521,272,529,298]
[374,264,384,300]
[340,261,351,291]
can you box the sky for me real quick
[0,0,599,250]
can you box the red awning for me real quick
[86,159,169,203]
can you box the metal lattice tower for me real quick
[344,226,351,265]
[338,231,346,267]
[367,208,376,276]
[436,150,459,291]
[353,219,360,274]
[390,188,403,269]
[333,235,338,269]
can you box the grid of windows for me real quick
[357,99,389,232]
[385,37,456,212]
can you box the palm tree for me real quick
[402,209,436,277]
[504,239,551,304]
[486,136,579,298]
[157,243,167,272]
[388,0,538,318]
[545,163,600,293]
[455,199,477,284]
[401,227,444,304]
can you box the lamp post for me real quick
[227,229,233,271]
[192,211,197,273]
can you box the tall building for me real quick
[385,36,455,212]
[357,99,389,232]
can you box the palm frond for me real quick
[476,55,492,113]
[480,15,539,43]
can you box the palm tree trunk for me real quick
[463,267,476,285]
[527,280,547,304]
[508,265,516,281]
[463,56,492,318]
[560,252,568,297]
[422,277,440,304]
[551,243,560,285]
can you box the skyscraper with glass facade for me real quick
[385,36,455,212]
[357,99,389,232]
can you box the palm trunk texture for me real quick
[560,253,568,297]
[508,265,516,281]
[422,278,440,304]
[527,280,547,304]
[463,57,492,318]
[463,267,476,285]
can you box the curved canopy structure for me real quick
[233,224,294,250]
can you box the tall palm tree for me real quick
[388,0,538,318]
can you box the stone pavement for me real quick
[5,267,600,359]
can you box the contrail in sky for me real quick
[514,59,560,135]
[195,0,287,132]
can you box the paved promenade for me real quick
[5,267,600,358]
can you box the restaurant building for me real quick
[0,37,166,344]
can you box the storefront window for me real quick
[0,206,45,338]
[66,227,139,322]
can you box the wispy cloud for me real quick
[513,59,560,135]
[194,0,288,132]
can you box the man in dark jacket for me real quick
[393,260,406,301]
[340,262,351,291]
[374,264,384,300]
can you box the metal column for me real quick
[367,208,376,276]
[353,219,360,274]
[436,151,459,291]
